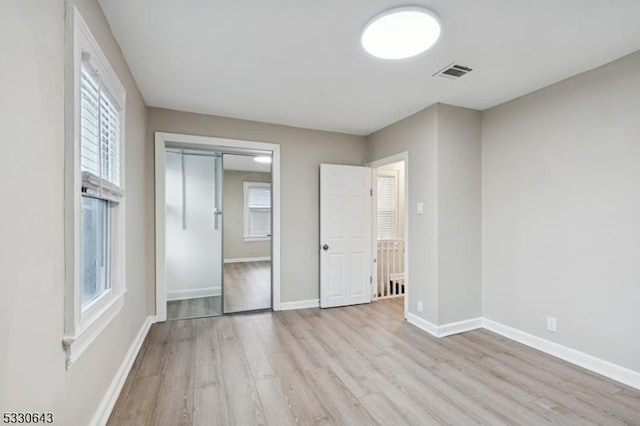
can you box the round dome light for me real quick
[361,7,441,60]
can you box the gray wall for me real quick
[367,104,482,325]
[223,170,271,261]
[0,0,152,423]
[367,106,440,323]
[437,105,482,324]
[482,51,640,372]
[148,108,367,302]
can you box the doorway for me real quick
[373,160,406,300]
[318,155,408,317]
[370,153,409,319]
[155,132,281,322]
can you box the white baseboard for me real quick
[279,299,320,311]
[438,317,483,337]
[90,315,156,426]
[406,313,482,338]
[482,318,640,390]
[224,257,271,264]
[406,312,439,337]
[166,287,220,301]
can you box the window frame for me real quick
[243,181,272,242]
[63,7,127,369]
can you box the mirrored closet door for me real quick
[165,149,223,320]
[222,153,272,313]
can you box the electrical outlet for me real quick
[546,316,558,333]
[417,300,423,313]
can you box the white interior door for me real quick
[320,164,372,308]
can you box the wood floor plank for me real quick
[107,298,640,426]
[255,377,299,426]
[528,397,598,425]
[304,367,378,426]
[193,364,230,426]
[269,351,337,425]
[219,340,266,425]
[152,390,193,426]
[160,323,195,395]
[194,317,221,367]
[108,375,161,424]
[463,330,625,395]
[394,371,487,425]
[359,392,412,426]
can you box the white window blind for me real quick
[377,175,398,240]
[245,183,271,238]
[80,65,122,201]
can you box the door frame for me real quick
[368,152,409,320]
[154,131,281,321]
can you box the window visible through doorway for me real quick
[377,172,398,240]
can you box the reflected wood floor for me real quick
[167,296,222,320]
[108,298,640,425]
[223,261,271,313]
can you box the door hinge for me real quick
[370,188,373,196]
[370,276,372,285]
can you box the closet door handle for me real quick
[213,209,222,229]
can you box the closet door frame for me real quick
[154,131,281,321]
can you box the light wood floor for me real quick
[223,261,271,313]
[108,298,640,425]
[167,296,222,320]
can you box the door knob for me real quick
[322,244,329,251]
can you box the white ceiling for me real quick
[100,0,640,135]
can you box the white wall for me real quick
[165,153,222,300]
[223,170,271,261]
[0,0,152,424]
[482,51,640,373]
[148,108,367,303]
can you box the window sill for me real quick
[244,237,271,242]
[62,290,126,369]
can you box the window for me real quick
[63,8,126,369]
[244,182,271,240]
[377,172,399,240]
[79,59,124,310]
[81,196,110,306]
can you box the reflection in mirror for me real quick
[222,153,272,313]
[165,149,223,320]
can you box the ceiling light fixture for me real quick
[361,7,441,60]
[254,156,272,164]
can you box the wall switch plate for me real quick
[417,202,424,215]
[546,316,558,332]
[417,300,423,313]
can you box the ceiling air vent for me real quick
[433,63,473,79]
